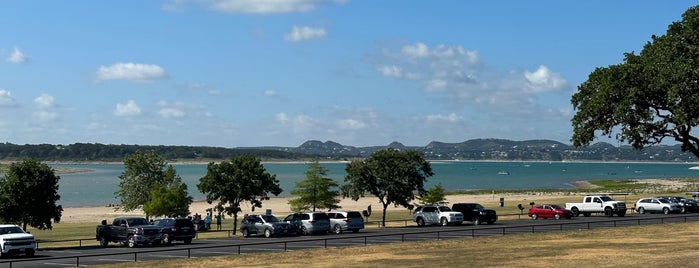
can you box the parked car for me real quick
[655,196,699,213]
[0,224,36,257]
[528,204,573,220]
[240,214,297,238]
[152,217,196,245]
[451,203,497,225]
[326,211,365,234]
[412,205,464,226]
[283,212,331,235]
[635,198,683,214]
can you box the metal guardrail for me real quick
[3,213,698,267]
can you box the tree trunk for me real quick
[232,213,238,235]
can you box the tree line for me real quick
[0,148,445,231]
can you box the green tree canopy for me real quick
[115,150,167,215]
[143,165,193,218]
[571,5,699,158]
[342,148,433,227]
[197,155,282,234]
[0,159,62,230]
[288,159,340,212]
[416,183,447,206]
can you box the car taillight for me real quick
[344,219,351,223]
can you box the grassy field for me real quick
[93,221,699,268]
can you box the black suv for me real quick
[152,217,196,245]
[451,203,497,225]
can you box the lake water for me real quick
[52,161,699,207]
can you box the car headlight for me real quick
[480,211,487,215]
[134,228,143,235]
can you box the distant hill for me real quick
[0,139,695,162]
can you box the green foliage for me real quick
[416,183,447,205]
[288,160,340,212]
[342,148,433,226]
[197,155,282,234]
[143,166,193,218]
[115,150,167,213]
[571,5,699,158]
[0,159,63,230]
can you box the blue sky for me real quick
[1,1,697,147]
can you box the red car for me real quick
[528,204,573,220]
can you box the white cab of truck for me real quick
[565,195,627,217]
[0,224,36,257]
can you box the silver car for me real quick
[283,212,331,235]
[327,211,365,234]
[240,214,296,238]
[635,198,683,214]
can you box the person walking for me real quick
[215,212,223,230]
[204,212,212,231]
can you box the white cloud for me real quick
[34,94,55,109]
[156,101,187,118]
[199,0,344,14]
[336,119,366,130]
[158,108,186,118]
[425,113,462,123]
[6,48,27,63]
[377,65,402,78]
[95,63,167,82]
[275,112,321,134]
[114,100,142,117]
[284,26,326,42]
[33,111,57,121]
[264,90,277,96]
[401,42,429,58]
[0,89,17,107]
[524,65,566,92]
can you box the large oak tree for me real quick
[0,159,62,230]
[571,6,699,158]
[342,148,433,227]
[197,155,282,235]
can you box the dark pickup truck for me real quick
[96,217,162,248]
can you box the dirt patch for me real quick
[570,180,602,189]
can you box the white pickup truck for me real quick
[0,224,36,257]
[565,195,627,217]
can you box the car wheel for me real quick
[531,214,538,220]
[604,207,613,217]
[127,235,137,248]
[241,228,250,237]
[301,226,309,235]
[99,236,108,247]
[162,233,172,245]
[663,207,670,215]
[681,207,686,213]
[440,217,448,226]
[416,218,425,227]
[25,249,35,257]
[638,207,645,214]
[472,217,480,225]
[554,214,560,220]
[571,207,580,217]
[333,224,342,234]
[183,238,192,244]
[264,228,272,238]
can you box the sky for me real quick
[1,1,698,148]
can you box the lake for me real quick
[52,161,699,207]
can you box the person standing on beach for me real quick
[204,212,212,231]
[215,212,222,230]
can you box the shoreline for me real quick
[58,178,699,224]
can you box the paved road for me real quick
[2,213,698,267]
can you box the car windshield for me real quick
[474,204,485,209]
[658,198,671,204]
[438,206,452,211]
[128,218,150,226]
[599,196,614,202]
[261,215,280,223]
[0,227,25,235]
[549,204,563,209]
